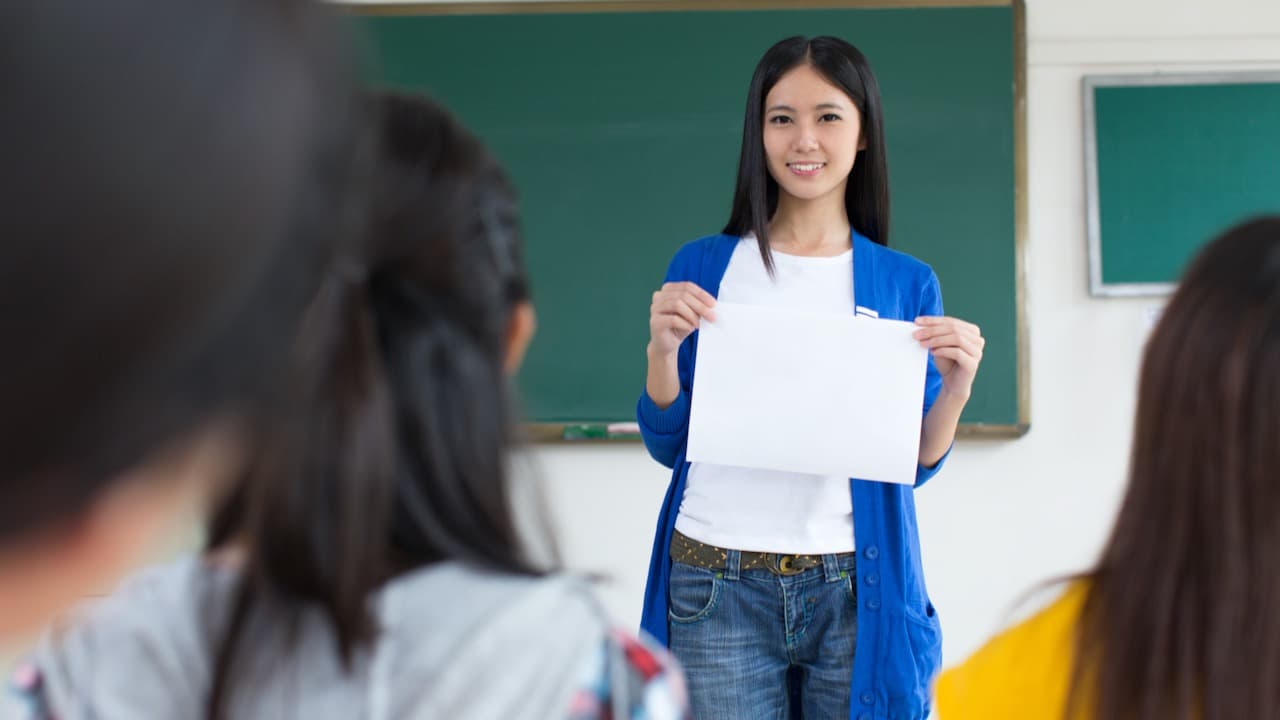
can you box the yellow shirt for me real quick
[935,582,1090,720]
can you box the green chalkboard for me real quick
[353,1,1026,434]
[1086,74,1280,295]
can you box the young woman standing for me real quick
[637,36,984,720]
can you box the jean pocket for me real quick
[667,562,722,624]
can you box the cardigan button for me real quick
[866,598,881,611]
[863,546,880,561]
[865,572,880,586]
[860,691,875,705]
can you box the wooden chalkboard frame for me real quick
[1083,71,1280,298]
[347,0,1029,440]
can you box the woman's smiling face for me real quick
[762,63,864,205]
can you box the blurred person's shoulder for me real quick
[394,562,691,719]
[20,555,223,718]
[934,582,1088,720]
[383,561,610,657]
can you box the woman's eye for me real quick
[768,115,792,125]
[820,113,842,122]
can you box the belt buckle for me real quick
[774,554,804,576]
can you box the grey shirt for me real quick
[34,557,616,719]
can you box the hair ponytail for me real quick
[370,270,524,572]
[208,267,396,719]
[207,92,541,718]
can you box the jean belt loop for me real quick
[822,554,841,583]
[725,549,741,581]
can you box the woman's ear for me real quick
[504,301,537,376]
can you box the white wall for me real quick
[503,0,1280,668]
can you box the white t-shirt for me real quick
[675,235,857,554]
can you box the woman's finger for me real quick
[661,281,717,309]
[915,316,981,336]
[654,298,702,328]
[655,288,716,321]
[913,324,955,340]
[662,315,695,338]
[676,291,717,321]
[919,331,957,350]
[920,331,981,356]
[931,346,980,370]
[914,323,983,345]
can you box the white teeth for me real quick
[790,163,824,172]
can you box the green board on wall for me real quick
[353,1,1027,436]
[1085,73,1280,296]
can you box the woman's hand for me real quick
[648,282,717,359]
[645,282,715,410]
[913,316,984,399]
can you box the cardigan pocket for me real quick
[905,602,943,683]
[883,605,943,719]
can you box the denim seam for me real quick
[779,576,792,660]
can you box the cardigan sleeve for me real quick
[914,268,952,488]
[637,243,702,468]
[637,316,697,469]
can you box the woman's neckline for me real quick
[741,232,853,261]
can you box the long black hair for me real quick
[0,0,361,541]
[207,92,540,719]
[1067,217,1280,720]
[722,35,892,275]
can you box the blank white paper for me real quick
[686,301,928,485]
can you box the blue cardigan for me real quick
[636,231,952,720]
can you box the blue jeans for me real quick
[667,550,858,720]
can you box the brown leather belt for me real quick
[669,529,855,577]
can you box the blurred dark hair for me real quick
[207,92,538,719]
[0,0,363,540]
[723,35,891,275]
[1068,216,1280,720]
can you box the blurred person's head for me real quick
[207,91,537,718]
[0,0,362,640]
[1072,216,1280,719]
